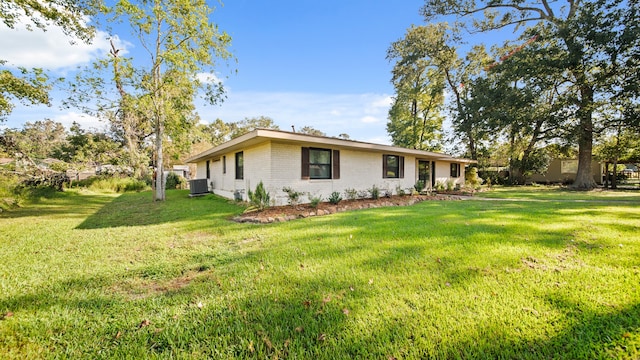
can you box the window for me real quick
[206,160,210,179]
[235,152,244,180]
[309,148,332,179]
[383,155,404,178]
[301,148,340,180]
[223,156,226,174]
[450,163,461,178]
[561,160,578,174]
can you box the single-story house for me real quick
[186,129,475,205]
[169,165,191,179]
[528,158,603,185]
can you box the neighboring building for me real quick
[186,129,474,205]
[170,165,191,179]
[529,159,603,185]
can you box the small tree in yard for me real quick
[248,181,270,211]
[465,167,483,189]
[83,0,232,202]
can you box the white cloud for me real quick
[196,72,223,84]
[197,91,393,143]
[360,115,379,123]
[0,14,130,71]
[51,111,105,130]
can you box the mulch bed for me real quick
[233,194,468,224]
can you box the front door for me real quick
[418,160,430,189]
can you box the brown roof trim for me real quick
[186,128,476,164]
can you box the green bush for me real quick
[309,194,322,208]
[248,181,270,211]
[344,188,358,201]
[465,167,483,188]
[282,187,303,206]
[165,172,186,190]
[368,185,380,200]
[328,191,342,204]
[70,175,149,193]
[414,180,425,192]
[446,179,455,192]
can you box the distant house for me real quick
[169,165,191,179]
[186,129,475,205]
[529,159,603,185]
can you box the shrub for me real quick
[368,185,380,200]
[465,167,483,189]
[248,181,270,211]
[395,185,406,196]
[446,179,455,192]
[70,175,149,193]
[165,172,186,190]
[414,180,425,192]
[328,191,342,204]
[344,188,358,201]
[309,194,322,208]
[435,181,445,191]
[282,186,303,206]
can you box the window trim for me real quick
[450,163,461,178]
[301,147,340,180]
[309,147,332,180]
[235,152,244,180]
[383,154,404,179]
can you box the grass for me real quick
[476,184,640,201]
[1,187,639,359]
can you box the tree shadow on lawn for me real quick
[441,297,640,359]
[0,191,116,220]
[3,201,639,358]
[75,190,244,229]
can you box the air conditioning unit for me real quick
[188,178,209,196]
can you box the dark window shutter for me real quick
[382,155,387,178]
[301,147,310,179]
[399,156,405,178]
[333,150,340,179]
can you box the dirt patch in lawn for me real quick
[234,194,467,224]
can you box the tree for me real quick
[466,32,566,183]
[422,0,640,189]
[98,0,232,201]
[297,126,326,137]
[0,119,67,160]
[0,0,98,120]
[387,25,446,151]
[53,122,124,167]
[228,116,279,139]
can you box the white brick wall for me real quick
[195,140,466,205]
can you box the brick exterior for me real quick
[195,139,467,206]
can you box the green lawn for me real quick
[1,188,639,359]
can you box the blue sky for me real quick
[1,1,522,146]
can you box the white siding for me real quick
[195,140,466,204]
[266,142,418,206]
[434,161,465,188]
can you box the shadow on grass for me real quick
[75,190,244,229]
[3,193,639,358]
[0,190,116,220]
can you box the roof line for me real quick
[186,128,476,163]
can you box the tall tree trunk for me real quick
[154,117,165,201]
[411,98,418,149]
[573,86,596,189]
[612,160,618,189]
[111,39,147,179]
